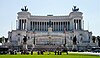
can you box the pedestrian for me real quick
[31,50,33,55]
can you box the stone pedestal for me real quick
[23,44,27,50]
[72,45,77,50]
[33,44,35,48]
[48,27,52,32]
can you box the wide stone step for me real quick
[35,45,61,48]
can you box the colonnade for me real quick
[18,19,26,30]
[17,19,82,31]
[74,20,82,30]
[30,21,70,31]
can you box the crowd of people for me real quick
[0,46,68,55]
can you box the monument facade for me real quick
[8,6,98,51]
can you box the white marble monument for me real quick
[8,6,98,50]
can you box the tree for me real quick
[97,36,100,47]
[0,37,8,43]
[0,36,5,43]
[92,36,96,43]
[0,38,2,43]
[5,38,8,43]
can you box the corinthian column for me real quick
[21,20,23,30]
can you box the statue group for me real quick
[21,6,28,11]
[72,6,79,12]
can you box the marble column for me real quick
[78,20,80,30]
[21,20,23,30]
[36,22,38,31]
[59,22,61,31]
[44,22,46,31]
[33,22,35,31]
[25,20,27,30]
[42,22,43,31]
[62,22,64,31]
[60,22,62,31]
[23,20,24,30]
[38,22,39,31]
[66,22,67,31]
[20,20,21,30]
[45,22,47,31]
[39,22,40,31]
[40,22,42,31]
[44,22,45,31]
[74,20,76,30]
[68,21,70,30]
[52,22,53,31]
[77,20,79,30]
[19,20,21,30]
[57,22,59,31]
[22,20,24,30]
[77,20,78,30]
[55,22,57,31]
[79,20,81,30]
[37,22,39,31]
[24,20,25,30]
[30,21,32,30]
[61,22,63,31]
[43,22,44,31]
[31,21,33,31]
[57,22,58,31]
[66,22,68,31]
[54,22,55,31]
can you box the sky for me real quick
[0,0,100,37]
